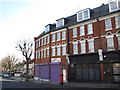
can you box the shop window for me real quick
[113,63,120,82]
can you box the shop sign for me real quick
[98,49,103,61]
[51,58,61,63]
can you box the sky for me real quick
[0,0,109,61]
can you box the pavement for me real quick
[10,76,120,89]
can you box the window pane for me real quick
[62,46,66,55]
[56,19,64,27]
[57,47,61,56]
[87,24,93,34]
[57,32,60,41]
[73,28,77,37]
[62,31,66,40]
[77,12,83,21]
[88,41,94,52]
[84,10,89,19]
[105,19,112,30]
[81,42,86,53]
[73,44,78,54]
[110,1,117,11]
[80,26,85,36]
[47,49,49,57]
[52,48,55,56]
[44,49,46,58]
[52,34,55,42]
[115,16,120,28]
[118,37,120,49]
[107,38,114,50]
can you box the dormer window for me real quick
[77,8,90,22]
[109,0,120,12]
[56,18,65,28]
[45,24,50,33]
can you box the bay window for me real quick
[80,26,85,36]
[115,15,120,28]
[105,18,112,30]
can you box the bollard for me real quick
[60,74,63,85]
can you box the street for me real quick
[1,77,119,90]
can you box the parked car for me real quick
[2,73,10,78]
[20,73,34,78]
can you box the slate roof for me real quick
[36,4,120,40]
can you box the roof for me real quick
[36,4,119,40]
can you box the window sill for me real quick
[105,28,112,31]
[79,35,85,37]
[107,49,115,51]
[62,38,66,40]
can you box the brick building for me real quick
[34,0,120,83]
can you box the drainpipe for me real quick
[95,3,105,82]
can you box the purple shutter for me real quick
[35,65,39,77]
[50,65,60,82]
[40,65,49,79]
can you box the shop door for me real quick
[104,64,113,83]
[50,65,60,82]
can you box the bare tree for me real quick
[1,55,18,75]
[16,40,33,81]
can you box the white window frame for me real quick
[73,28,77,37]
[73,42,78,54]
[52,34,56,42]
[77,9,90,22]
[44,49,46,58]
[115,15,120,29]
[106,35,115,51]
[57,46,61,56]
[62,45,66,55]
[41,50,43,58]
[47,48,49,57]
[88,39,94,53]
[44,37,46,45]
[105,18,112,31]
[62,31,66,40]
[52,46,56,56]
[56,19,64,28]
[80,40,86,53]
[87,23,93,34]
[80,25,85,36]
[109,0,120,12]
[57,32,61,41]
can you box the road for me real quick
[1,77,119,90]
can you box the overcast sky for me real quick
[0,0,108,61]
